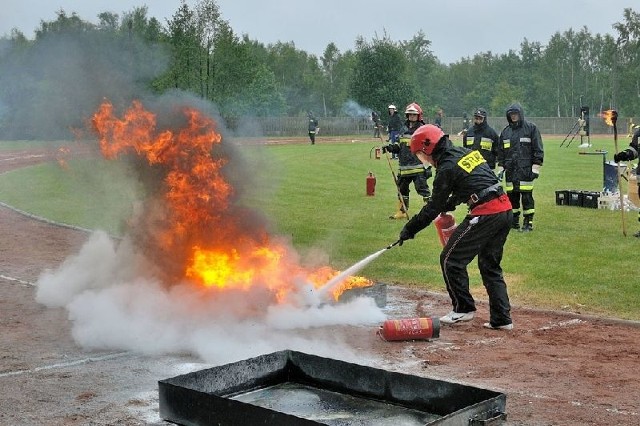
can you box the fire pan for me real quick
[159,350,506,425]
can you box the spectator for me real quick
[497,103,544,232]
[467,108,500,169]
[387,105,403,159]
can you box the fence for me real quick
[238,116,637,138]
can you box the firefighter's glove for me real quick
[614,151,631,163]
[424,165,433,179]
[398,226,415,246]
[398,215,423,246]
[444,196,458,212]
[532,164,541,179]
[381,144,390,154]
[495,166,505,180]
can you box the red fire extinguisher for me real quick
[374,147,381,159]
[377,317,440,341]
[434,213,457,247]
[366,171,376,196]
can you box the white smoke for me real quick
[36,231,387,364]
[341,100,371,118]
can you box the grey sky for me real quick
[0,0,635,64]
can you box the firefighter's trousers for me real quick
[439,210,513,326]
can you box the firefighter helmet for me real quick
[473,108,487,118]
[410,124,445,155]
[404,102,423,122]
[388,104,397,110]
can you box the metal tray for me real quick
[159,350,506,425]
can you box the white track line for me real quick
[0,274,34,286]
[0,352,131,378]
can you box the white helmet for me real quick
[388,104,397,110]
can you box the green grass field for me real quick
[0,135,638,320]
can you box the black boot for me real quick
[521,215,534,232]
[511,212,521,230]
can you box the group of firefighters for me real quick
[373,102,640,331]
[375,102,544,331]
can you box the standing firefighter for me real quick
[497,103,544,232]
[398,124,514,330]
[371,110,382,138]
[387,104,403,159]
[614,125,640,236]
[307,111,319,144]
[468,108,499,169]
[382,103,432,219]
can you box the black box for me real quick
[582,191,600,208]
[555,190,569,206]
[568,190,584,206]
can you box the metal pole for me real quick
[612,111,627,236]
[376,128,409,220]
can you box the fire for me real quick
[91,99,371,303]
[600,110,618,127]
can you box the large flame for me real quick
[91,100,371,303]
[600,110,618,127]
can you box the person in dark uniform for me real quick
[371,111,382,138]
[614,125,640,236]
[398,124,514,330]
[434,108,444,128]
[382,103,432,219]
[307,111,319,144]
[497,103,544,232]
[386,104,403,159]
[466,108,499,170]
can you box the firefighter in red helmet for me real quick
[382,103,432,219]
[397,124,514,330]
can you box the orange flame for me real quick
[91,100,371,303]
[600,110,618,127]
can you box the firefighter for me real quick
[382,103,432,219]
[497,103,544,232]
[371,110,381,138]
[467,108,499,169]
[307,111,319,144]
[614,124,640,236]
[398,124,514,330]
[386,104,403,159]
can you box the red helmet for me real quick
[410,124,445,155]
[404,102,423,122]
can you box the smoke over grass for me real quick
[0,29,168,140]
[22,28,386,365]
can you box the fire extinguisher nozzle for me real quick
[386,240,401,250]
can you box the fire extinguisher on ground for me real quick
[434,213,457,246]
[366,171,376,196]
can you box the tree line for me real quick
[0,0,638,139]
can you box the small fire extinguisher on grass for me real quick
[366,171,376,196]
[434,213,457,246]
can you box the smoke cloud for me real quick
[16,24,386,366]
[36,231,386,364]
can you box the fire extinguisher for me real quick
[433,213,457,246]
[374,147,381,159]
[377,317,440,341]
[366,171,376,196]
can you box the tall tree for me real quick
[349,35,415,116]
